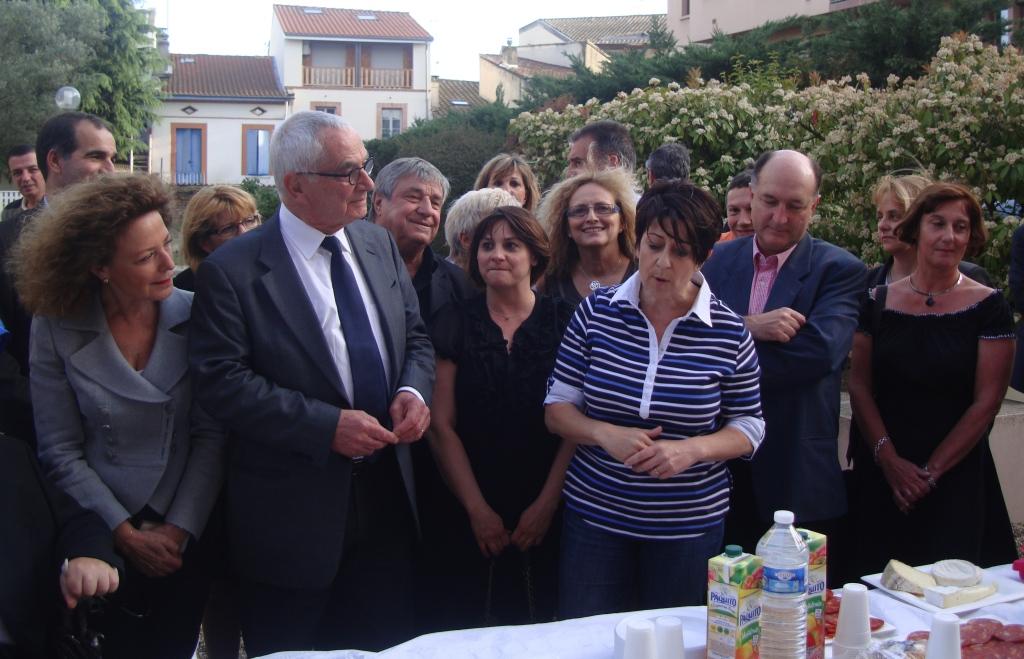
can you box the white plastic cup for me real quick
[654,616,685,659]
[832,583,872,657]
[623,618,657,659]
[925,612,962,659]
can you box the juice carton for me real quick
[799,529,828,659]
[707,545,762,659]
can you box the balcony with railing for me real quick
[302,66,413,89]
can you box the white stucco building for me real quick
[148,4,434,186]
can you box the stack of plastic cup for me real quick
[925,612,962,659]
[623,618,657,659]
[831,583,872,659]
[654,616,685,659]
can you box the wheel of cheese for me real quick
[932,559,983,587]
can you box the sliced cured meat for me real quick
[870,617,884,632]
[961,618,1002,646]
[995,624,1024,643]
[906,631,930,641]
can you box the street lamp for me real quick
[55,86,81,111]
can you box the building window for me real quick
[171,123,206,185]
[311,102,341,114]
[681,0,690,16]
[381,108,403,138]
[242,125,273,177]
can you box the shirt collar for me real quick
[610,270,714,327]
[752,237,800,270]
[280,202,353,258]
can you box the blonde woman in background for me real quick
[474,153,541,213]
[444,187,520,271]
[174,186,262,292]
[537,169,637,307]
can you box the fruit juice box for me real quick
[799,529,828,659]
[707,545,762,659]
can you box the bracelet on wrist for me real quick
[922,464,939,489]
[872,435,890,463]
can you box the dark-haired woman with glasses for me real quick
[537,169,637,307]
[174,186,263,292]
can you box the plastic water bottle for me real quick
[756,510,809,658]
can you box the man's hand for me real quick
[60,557,120,609]
[745,307,806,342]
[390,391,429,443]
[331,409,399,458]
[113,522,182,577]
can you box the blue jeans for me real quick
[558,508,724,619]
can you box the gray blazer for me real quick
[30,288,224,538]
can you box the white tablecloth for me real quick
[263,565,1024,659]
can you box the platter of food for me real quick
[862,559,1024,614]
[894,618,1024,658]
[822,588,896,645]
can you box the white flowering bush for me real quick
[510,34,1023,284]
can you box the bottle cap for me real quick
[724,544,743,557]
[774,510,795,525]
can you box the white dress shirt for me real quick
[278,204,422,406]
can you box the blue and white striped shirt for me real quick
[545,273,764,539]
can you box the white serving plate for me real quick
[862,564,1024,615]
[613,608,707,659]
[825,620,897,645]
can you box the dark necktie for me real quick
[321,236,389,425]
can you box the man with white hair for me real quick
[189,111,434,653]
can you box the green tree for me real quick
[78,0,166,153]
[0,0,164,169]
[0,1,102,165]
[806,0,1008,83]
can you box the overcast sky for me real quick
[141,0,668,81]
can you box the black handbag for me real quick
[50,599,104,659]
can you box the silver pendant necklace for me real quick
[908,272,963,306]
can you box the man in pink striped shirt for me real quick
[702,150,866,579]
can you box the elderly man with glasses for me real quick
[188,111,434,654]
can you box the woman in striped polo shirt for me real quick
[545,182,765,616]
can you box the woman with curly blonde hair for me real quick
[12,174,224,659]
[174,185,261,291]
[474,153,541,213]
[537,168,637,307]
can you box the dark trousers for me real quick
[96,534,212,659]
[238,449,416,655]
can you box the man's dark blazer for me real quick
[701,233,866,522]
[0,433,121,655]
[188,214,435,591]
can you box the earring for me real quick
[103,278,110,284]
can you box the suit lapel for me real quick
[765,233,813,311]
[63,296,172,403]
[256,216,347,398]
[140,290,189,394]
[346,222,401,386]
[711,239,755,315]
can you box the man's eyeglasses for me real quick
[566,203,620,220]
[209,213,262,238]
[298,157,374,186]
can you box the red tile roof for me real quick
[432,78,488,116]
[165,54,289,100]
[274,5,432,41]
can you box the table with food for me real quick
[263,558,1024,659]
